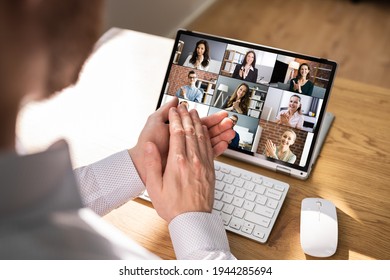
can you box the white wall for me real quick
[104,0,216,38]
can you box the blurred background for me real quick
[104,0,390,89]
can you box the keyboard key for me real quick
[244,212,271,228]
[232,197,244,207]
[243,221,255,229]
[266,198,279,209]
[265,189,283,200]
[245,191,256,202]
[229,217,243,230]
[243,201,255,211]
[255,195,267,205]
[221,213,232,225]
[263,180,273,188]
[221,167,230,174]
[215,171,224,181]
[253,177,263,185]
[222,193,234,204]
[223,174,234,184]
[254,184,266,195]
[234,188,246,198]
[233,178,245,187]
[222,204,234,215]
[243,181,255,191]
[214,190,223,200]
[274,184,285,192]
[253,226,266,239]
[224,184,235,194]
[254,204,275,218]
[242,226,253,234]
[215,181,225,191]
[213,200,224,211]
[233,208,245,218]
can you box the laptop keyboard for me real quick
[213,161,289,243]
[139,160,289,243]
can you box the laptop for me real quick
[156,29,337,180]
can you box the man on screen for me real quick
[175,70,204,102]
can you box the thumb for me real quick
[144,141,163,196]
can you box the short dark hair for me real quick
[188,70,196,77]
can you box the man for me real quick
[228,114,241,150]
[0,0,235,259]
[175,70,203,102]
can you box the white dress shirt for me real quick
[0,140,235,260]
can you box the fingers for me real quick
[178,105,200,157]
[202,125,214,166]
[168,107,186,157]
[156,97,179,122]
[143,141,163,196]
[210,129,235,153]
[201,112,235,157]
[212,141,229,158]
[190,109,212,163]
[170,108,235,158]
[207,116,233,140]
[201,110,228,128]
[169,104,215,164]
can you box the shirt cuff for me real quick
[74,150,145,216]
[168,212,235,260]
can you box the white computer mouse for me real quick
[300,198,338,257]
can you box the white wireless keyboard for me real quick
[213,161,289,243]
[139,160,289,243]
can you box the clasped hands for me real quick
[292,80,302,93]
[128,97,235,223]
[279,111,291,126]
[265,139,277,159]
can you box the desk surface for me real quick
[17,29,390,260]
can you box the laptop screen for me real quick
[156,30,337,179]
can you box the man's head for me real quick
[0,0,103,150]
[230,114,238,127]
[0,0,103,101]
[187,70,197,86]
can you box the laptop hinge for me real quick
[276,165,291,176]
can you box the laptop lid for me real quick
[156,30,337,180]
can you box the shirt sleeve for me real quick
[169,212,236,260]
[73,150,145,216]
[195,89,203,103]
[232,64,241,79]
[276,109,283,121]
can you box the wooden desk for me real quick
[17,29,390,260]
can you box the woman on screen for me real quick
[289,63,314,95]
[183,39,210,71]
[265,129,297,164]
[276,94,304,129]
[222,83,250,115]
[232,50,258,83]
